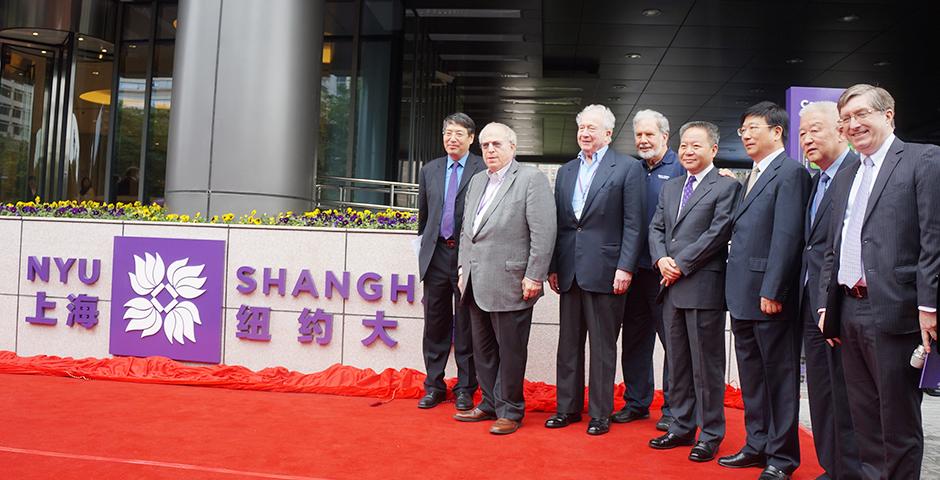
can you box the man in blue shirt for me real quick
[612,110,686,431]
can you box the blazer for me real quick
[417,153,485,279]
[726,152,812,321]
[649,168,742,309]
[457,160,557,312]
[797,151,859,317]
[549,148,646,294]
[818,138,940,336]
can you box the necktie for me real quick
[809,172,830,223]
[839,156,875,287]
[745,164,760,195]
[678,175,697,218]
[440,161,459,239]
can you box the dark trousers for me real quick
[621,268,672,416]
[422,240,477,394]
[731,317,801,474]
[466,280,533,421]
[839,294,923,480]
[801,291,861,480]
[556,281,625,419]
[663,299,726,443]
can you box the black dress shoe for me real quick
[688,440,719,462]
[656,415,675,432]
[648,432,695,450]
[454,391,474,411]
[758,465,791,480]
[586,418,610,435]
[610,408,650,424]
[417,391,445,409]
[717,450,767,469]
[544,413,582,428]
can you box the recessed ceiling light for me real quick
[101,48,108,53]
[91,71,99,75]
[612,84,627,90]
[873,60,891,67]
[785,57,804,64]
[838,14,860,23]
[31,32,39,36]
[625,53,642,59]
[641,8,662,17]
[608,96,622,101]
[41,50,47,54]
[129,44,137,49]
[78,36,84,41]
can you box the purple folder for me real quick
[919,345,940,389]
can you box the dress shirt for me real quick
[443,152,469,202]
[571,145,608,219]
[676,164,714,220]
[472,161,513,235]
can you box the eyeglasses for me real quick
[736,124,774,137]
[837,108,881,126]
[443,130,468,139]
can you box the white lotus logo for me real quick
[123,252,207,344]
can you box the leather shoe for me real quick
[648,432,695,450]
[586,418,610,435]
[610,408,650,424]
[454,407,496,422]
[417,391,445,409]
[489,418,520,435]
[454,391,474,411]
[758,465,791,480]
[544,413,582,428]
[717,450,767,469]
[688,440,719,462]
[656,415,675,432]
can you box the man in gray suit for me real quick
[796,101,861,479]
[545,104,646,435]
[454,122,557,435]
[647,121,740,463]
[818,84,940,479]
[416,113,485,411]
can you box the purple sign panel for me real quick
[785,86,845,166]
[110,236,225,363]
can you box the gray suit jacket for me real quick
[457,160,557,312]
[650,168,741,309]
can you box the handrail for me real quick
[315,175,419,212]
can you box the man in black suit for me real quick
[796,101,861,480]
[416,113,485,411]
[817,84,940,479]
[647,121,740,463]
[719,102,811,480]
[546,104,646,435]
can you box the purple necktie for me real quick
[440,161,460,239]
[678,175,697,217]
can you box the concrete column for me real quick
[166,0,323,216]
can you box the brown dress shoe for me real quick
[454,407,496,422]
[489,418,521,435]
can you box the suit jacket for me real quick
[457,160,557,312]
[549,148,646,294]
[797,151,860,319]
[726,152,812,321]
[818,138,940,336]
[650,168,742,309]
[417,153,486,279]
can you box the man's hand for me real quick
[522,277,543,301]
[760,297,783,315]
[921,310,937,353]
[817,311,841,347]
[613,269,633,295]
[718,168,737,179]
[656,257,682,286]
[548,273,560,294]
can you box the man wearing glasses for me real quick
[817,84,940,479]
[720,102,811,480]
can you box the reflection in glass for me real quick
[69,47,114,202]
[110,4,151,202]
[319,39,353,185]
[145,2,177,205]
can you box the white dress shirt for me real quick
[472,161,512,235]
[676,164,714,220]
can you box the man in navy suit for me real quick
[647,121,741,462]
[719,101,811,480]
[796,101,861,480]
[612,110,685,430]
[416,113,485,411]
[818,84,940,479]
[546,104,646,435]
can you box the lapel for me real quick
[831,157,861,248]
[560,160,580,221]
[579,149,616,217]
[734,152,783,221]
[863,138,903,225]
[805,172,822,241]
[807,151,859,241]
[458,154,484,195]
[675,168,715,227]
[427,157,445,204]
[472,160,519,238]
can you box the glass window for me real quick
[319,39,354,181]
[69,47,114,202]
[144,2,177,205]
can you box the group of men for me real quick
[416,83,940,480]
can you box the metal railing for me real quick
[315,175,419,212]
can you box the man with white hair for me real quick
[612,109,685,430]
[796,101,861,479]
[546,104,646,435]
